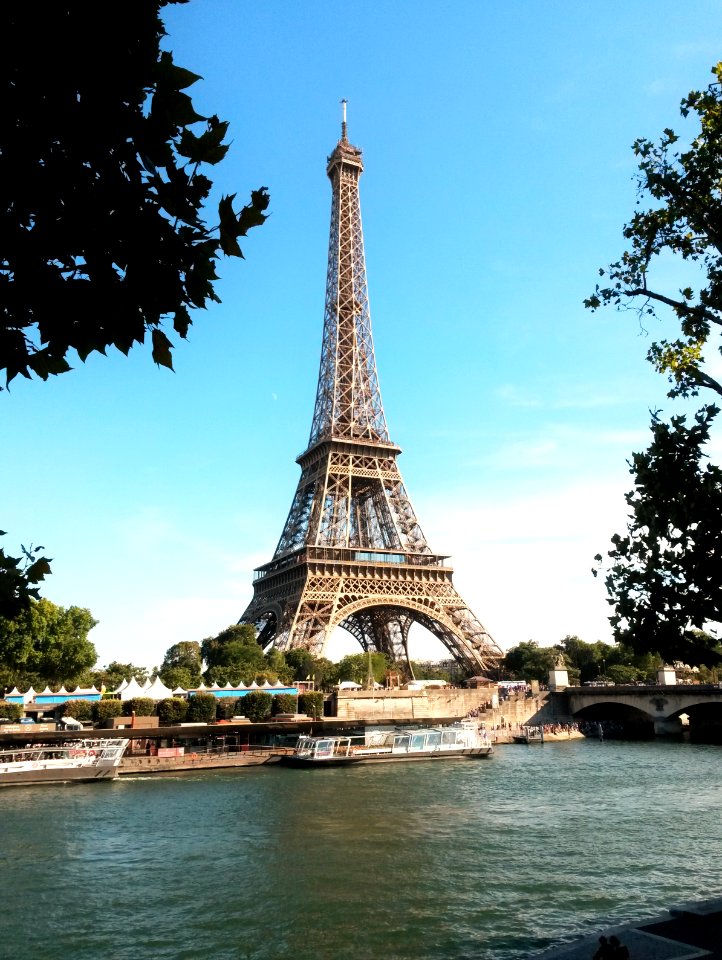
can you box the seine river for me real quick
[2,738,721,960]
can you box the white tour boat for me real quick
[280,722,493,767]
[0,738,129,786]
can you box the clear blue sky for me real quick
[3,1,721,670]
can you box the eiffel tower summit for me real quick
[239,105,503,676]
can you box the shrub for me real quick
[215,697,239,721]
[62,699,93,721]
[242,691,273,723]
[233,696,248,717]
[272,693,297,716]
[93,699,124,723]
[187,692,217,723]
[0,700,23,721]
[126,697,156,717]
[157,697,189,725]
[299,692,324,719]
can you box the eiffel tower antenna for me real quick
[238,113,503,676]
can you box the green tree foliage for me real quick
[1,3,268,612]
[1,3,268,389]
[91,661,151,691]
[240,691,272,723]
[284,649,336,689]
[0,597,97,687]
[159,641,202,690]
[299,691,324,719]
[586,63,722,667]
[157,697,189,725]
[272,693,298,716]
[606,664,641,685]
[0,535,51,621]
[585,63,722,400]
[126,697,156,717]
[215,697,239,721]
[201,624,265,685]
[264,648,293,685]
[0,701,23,721]
[332,652,390,686]
[502,641,557,683]
[61,699,93,721]
[595,407,722,666]
[187,692,217,723]
[93,699,124,724]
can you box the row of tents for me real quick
[5,676,298,705]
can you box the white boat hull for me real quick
[0,739,129,787]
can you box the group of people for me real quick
[593,934,630,959]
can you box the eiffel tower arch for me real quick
[239,107,503,676]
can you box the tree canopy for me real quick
[595,407,722,665]
[585,62,722,400]
[201,624,266,685]
[158,640,202,690]
[0,597,97,687]
[1,3,268,389]
[1,3,268,619]
[587,62,722,665]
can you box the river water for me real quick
[2,738,720,960]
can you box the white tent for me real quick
[172,686,187,696]
[120,676,147,701]
[145,676,173,701]
[141,678,152,691]
[336,681,362,690]
[112,678,129,695]
[248,680,259,689]
[261,680,273,688]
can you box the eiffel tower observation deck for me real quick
[239,106,503,675]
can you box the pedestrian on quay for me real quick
[592,935,614,959]
[609,935,629,958]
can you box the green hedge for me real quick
[0,701,23,721]
[157,697,189,725]
[299,692,324,719]
[62,699,93,721]
[125,697,156,717]
[242,691,273,723]
[271,693,298,716]
[187,692,217,723]
[93,699,124,723]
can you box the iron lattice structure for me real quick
[239,117,503,675]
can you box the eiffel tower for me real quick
[239,107,503,675]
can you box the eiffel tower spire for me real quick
[239,111,502,675]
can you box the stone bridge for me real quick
[562,684,722,738]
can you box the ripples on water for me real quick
[1,740,721,960]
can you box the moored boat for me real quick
[512,725,544,744]
[0,738,129,786]
[280,722,493,767]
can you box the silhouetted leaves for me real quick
[586,62,722,401]
[0,4,269,390]
[598,407,722,665]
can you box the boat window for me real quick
[426,731,441,747]
[441,731,458,746]
[410,733,427,751]
[392,735,411,752]
[313,739,335,758]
